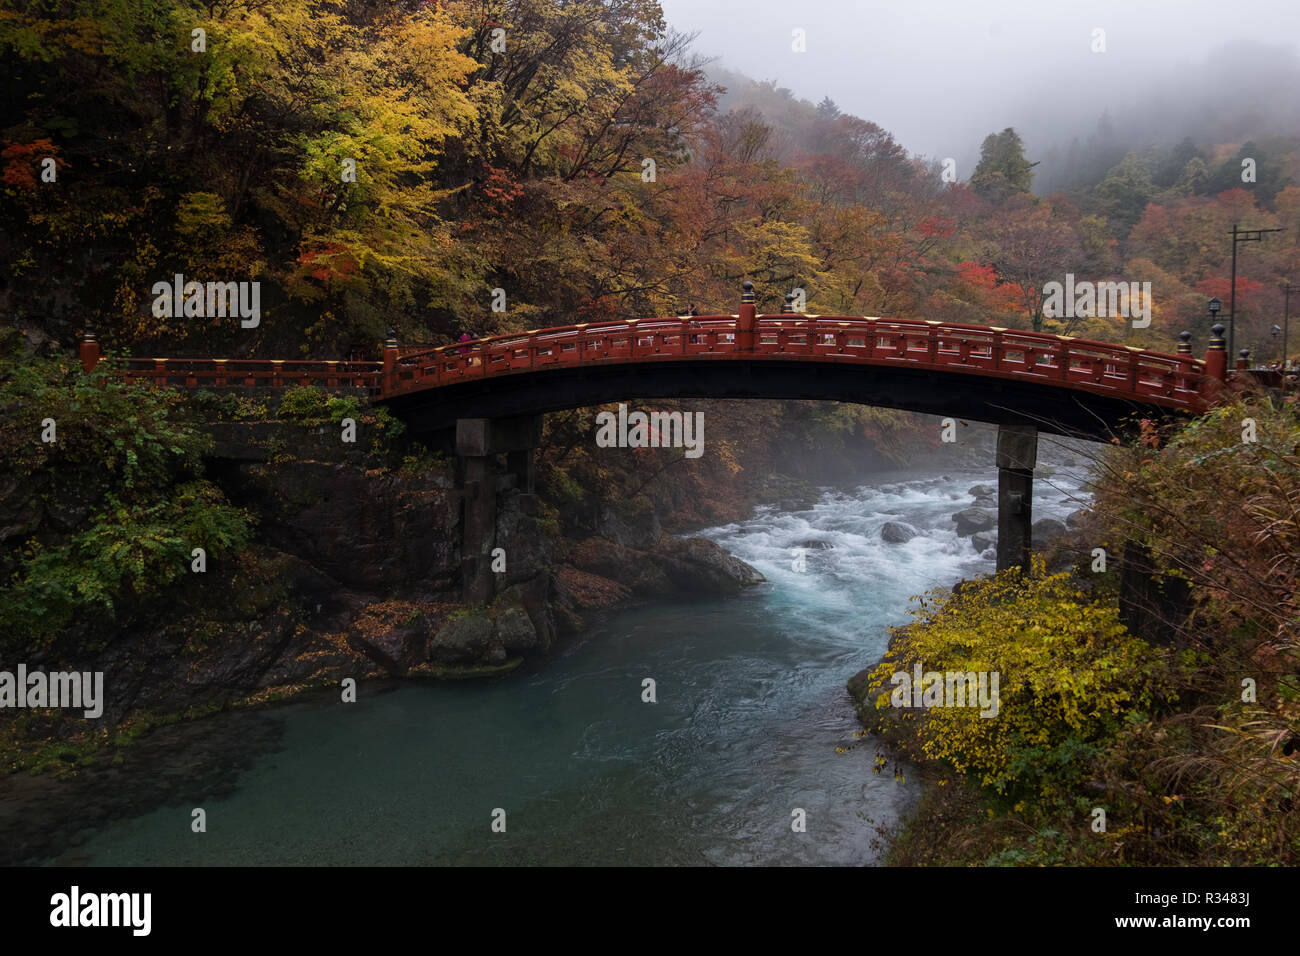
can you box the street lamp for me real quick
[1208,296,1221,332]
[1227,224,1284,357]
[1272,325,1282,364]
[1283,281,1294,369]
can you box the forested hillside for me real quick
[5,0,1297,364]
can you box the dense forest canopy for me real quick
[2,0,1298,362]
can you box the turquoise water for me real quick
[63,446,1092,865]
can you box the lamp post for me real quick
[1227,224,1284,358]
[1272,325,1283,364]
[1283,281,1294,369]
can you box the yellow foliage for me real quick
[864,559,1170,799]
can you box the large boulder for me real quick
[971,532,995,554]
[569,537,674,595]
[493,605,539,655]
[554,566,632,611]
[880,521,919,544]
[1032,518,1069,549]
[427,603,538,667]
[1066,508,1090,530]
[345,601,435,676]
[952,507,995,537]
[491,580,553,655]
[967,484,995,498]
[428,610,497,665]
[551,566,633,637]
[649,537,765,594]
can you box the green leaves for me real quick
[0,353,251,650]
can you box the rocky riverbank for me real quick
[0,411,767,777]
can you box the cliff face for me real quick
[79,418,763,723]
[169,420,559,699]
[71,424,475,724]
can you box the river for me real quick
[45,436,1094,866]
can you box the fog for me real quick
[660,0,1300,186]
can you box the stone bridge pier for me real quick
[456,414,542,605]
[995,423,1037,575]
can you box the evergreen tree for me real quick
[970,127,1035,202]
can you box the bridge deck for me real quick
[106,314,1209,419]
[385,315,1206,413]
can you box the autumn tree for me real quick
[983,195,1083,332]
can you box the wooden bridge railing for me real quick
[118,357,382,389]
[384,314,1207,412]
[80,282,1229,415]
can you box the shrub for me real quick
[863,560,1171,803]
[0,353,253,650]
[276,385,330,420]
[325,394,361,424]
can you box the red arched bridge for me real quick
[89,285,1235,440]
[378,311,1214,438]
[80,283,1246,597]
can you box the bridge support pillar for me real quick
[460,454,496,606]
[456,415,543,605]
[995,423,1037,576]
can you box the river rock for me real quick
[649,536,765,594]
[554,566,632,609]
[569,537,675,595]
[971,531,995,554]
[800,539,834,550]
[550,566,634,636]
[967,484,995,498]
[428,610,498,665]
[952,507,995,537]
[1066,508,1090,529]
[1032,517,1069,548]
[419,588,547,666]
[880,521,919,544]
[344,601,432,675]
[493,605,538,655]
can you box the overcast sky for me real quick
[659,0,1300,169]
